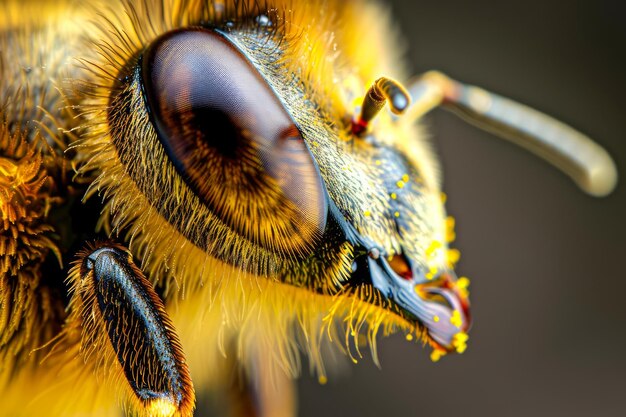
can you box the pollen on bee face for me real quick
[430,348,447,363]
[450,310,463,328]
[452,331,469,354]
[445,216,457,243]
[456,276,471,298]
[446,249,460,267]
[426,240,443,260]
[425,266,438,280]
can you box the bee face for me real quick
[0,0,618,416]
[88,0,469,356]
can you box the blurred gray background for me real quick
[298,1,626,416]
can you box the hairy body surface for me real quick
[0,1,615,416]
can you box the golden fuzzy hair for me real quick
[0,0,455,415]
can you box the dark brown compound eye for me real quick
[141,29,327,256]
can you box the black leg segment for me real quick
[74,243,195,417]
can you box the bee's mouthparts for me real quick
[329,204,470,357]
[366,250,471,355]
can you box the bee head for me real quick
[82,1,470,370]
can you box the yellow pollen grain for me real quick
[453,332,469,354]
[375,160,382,166]
[446,216,456,229]
[364,210,371,217]
[457,277,470,289]
[425,266,438,280]
[390,192,397,200]
[450,310,463,328]
[455,331,469,342]
[456,276,471,298]
[318,375,328,385]
[433,315,440,323]
[447,249,461,266]
[430,349,446,363]
[396,180,405,188]
[402,174,410,182]
[445,216,457,242]
[426,240,442,258]
[394,211,400,218]
[405,333,414,341]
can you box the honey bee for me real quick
[0,0,617,416]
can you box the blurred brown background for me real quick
[298,1,626,416]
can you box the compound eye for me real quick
[141,29,327,256]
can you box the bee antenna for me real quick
[352,77,411,137]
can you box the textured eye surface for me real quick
[141,29,327,256]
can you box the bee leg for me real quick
[67,243,195,417]
[404,70,617,197]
